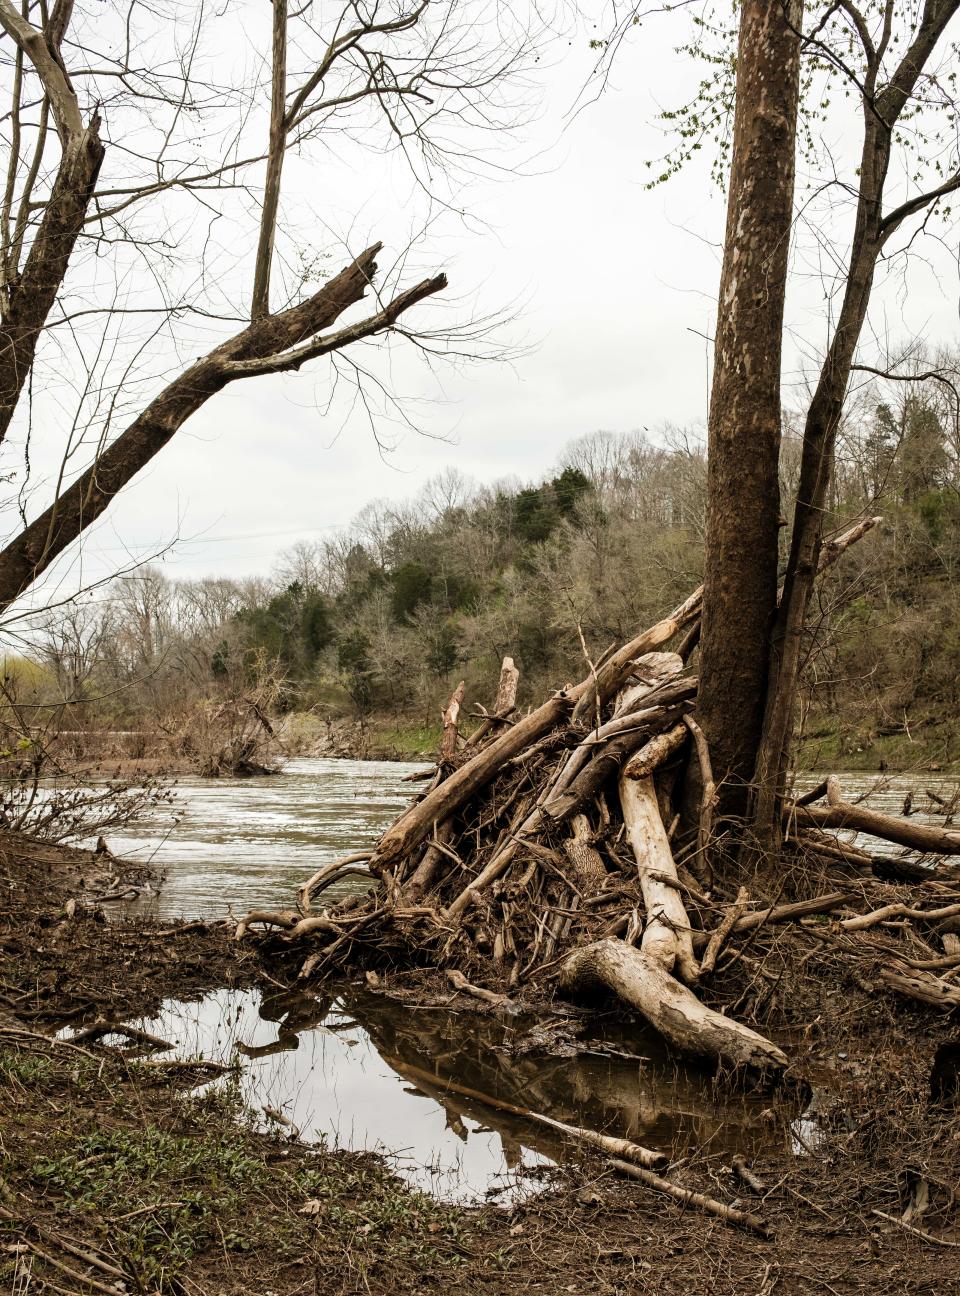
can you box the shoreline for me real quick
[1,832,958,1292]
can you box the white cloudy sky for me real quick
[5,0,959,619]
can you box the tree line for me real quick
[11,371,958,770]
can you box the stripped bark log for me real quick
[403,825,453,903]
[466,656,520,748]
[608,1159,770,1236]
[619,771,699,984]
[559,939,787,1070]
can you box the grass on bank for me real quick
[0,1044,477,1295]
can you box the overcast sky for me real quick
[6,2,960,618]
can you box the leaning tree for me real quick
[0,0,547,617]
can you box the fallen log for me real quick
[875,963,960,1010]
[607,1159,771,1236]
[691,891,853,951]
[560,939,788,1070]
[384,1054,666,1169]
[792,800,960,855]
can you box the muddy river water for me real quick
[94,758,957,1201]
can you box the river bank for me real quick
[1,831,959,1293]
[286,711,960,773]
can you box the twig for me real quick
[871,1209,960,1247]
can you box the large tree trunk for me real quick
[696,0,803,811]
[750,7,960,844]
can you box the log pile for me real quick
[237,517,960,1070]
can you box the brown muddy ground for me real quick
[1,832,958,1295]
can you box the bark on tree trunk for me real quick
[751,5,960,845]
[696,0,803,810]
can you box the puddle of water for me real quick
[118,987,801,1203]
[96,757,425,921]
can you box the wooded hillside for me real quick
[10,375,960,771]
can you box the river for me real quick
[106,756,426,921]
[106,757,959,923]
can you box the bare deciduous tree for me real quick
[0,0,546,614]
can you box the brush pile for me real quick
[237,517,960,1070]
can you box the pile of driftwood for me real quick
[238,516,960,1071]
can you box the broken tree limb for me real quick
[700,886,750,976]
[235,908,300,938]
[622,722,689,780]
[444,679,698,922]
[384,1055,666,1169]
[732,1154,766,1194]
[840,902,960,932]
[682,714,716,867]
[69,1018,172,1051]
[446,968,515,1008]
[439,680,466,764]
[607,1159,771,1236]
[560,939,788,1070]
[297,853,373,912]
[569,588,703,727]
[619,770,699,984]
[466,656,520,748]
[791,800,960,855]
[690,891,853,952]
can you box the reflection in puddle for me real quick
[129,988,800,1203]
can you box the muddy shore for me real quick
[1,833,958,1294]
